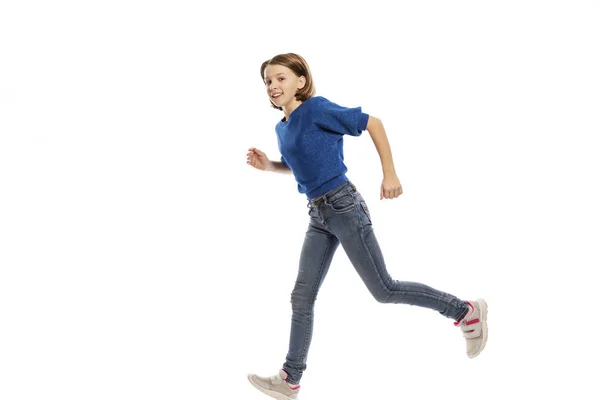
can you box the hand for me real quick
[380,174,403,200]
[247,147,271,171]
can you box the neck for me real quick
[283,99,303,120]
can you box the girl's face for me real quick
[263,64,305,110]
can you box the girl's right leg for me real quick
[283,207,339,385]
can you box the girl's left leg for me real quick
[320,182,487,357]
[325,189,469,321]
[341,219,469,320]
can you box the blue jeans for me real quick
[282,181,469,384]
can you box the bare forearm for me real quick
[267,161,293,174]
[366,116,397,176]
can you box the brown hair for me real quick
[260,53,316,110]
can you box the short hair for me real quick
[260,53,316,110]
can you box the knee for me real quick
[291,290,313,314]
[372,289,390,304]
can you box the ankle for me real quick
[456,302,472,323]
[286,381,300,389]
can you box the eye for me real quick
[279,77,285,81]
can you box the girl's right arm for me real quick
[247,147,292,174]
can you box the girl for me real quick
[246,53,487,400]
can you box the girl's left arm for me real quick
[366,116,403,200]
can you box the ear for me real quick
[298,76,306,90]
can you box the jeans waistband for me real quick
[307,181,356,208]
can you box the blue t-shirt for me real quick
[275,96,370,199]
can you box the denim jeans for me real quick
[282,181,469,384]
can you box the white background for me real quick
[1,1,599,399]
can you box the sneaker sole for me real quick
[468,298,488,358]
[247,374,297,400]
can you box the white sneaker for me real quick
[455,299,488,358]
[247,369,300,400]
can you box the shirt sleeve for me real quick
[313,97,370,136]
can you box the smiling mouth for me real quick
[272,93,282,99]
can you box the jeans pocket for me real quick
[329,193,355,213]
